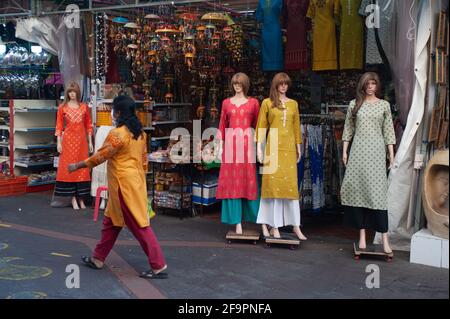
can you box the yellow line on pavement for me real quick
[0,224,11,228]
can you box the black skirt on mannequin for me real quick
[343,206,389,233]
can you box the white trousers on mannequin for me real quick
[257,199,301,228]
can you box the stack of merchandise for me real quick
[15,150,56,165]
[154,191,191,209]
[28,170,56,186]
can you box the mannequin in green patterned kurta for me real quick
[341,72,396,254]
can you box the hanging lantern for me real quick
[211,33,221,49]
[184,52,194,69]
[223,26,233,40]
[205,23,216,39]
[201,12,228,25]
[164,92,174,104]
[144,14,161,21]
[196,25,206,40]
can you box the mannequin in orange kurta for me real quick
[54,82,93,210]
[68,95,167,279]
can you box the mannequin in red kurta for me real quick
[216,73,260,235]
[54,82,93,210]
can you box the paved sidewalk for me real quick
[0,193,448,299]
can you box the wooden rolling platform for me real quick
[353,243,394,262]
[265,233,300,250]
[226,230,260,245]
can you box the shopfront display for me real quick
[0,1,447,254]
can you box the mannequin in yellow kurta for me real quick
[256,73,307,241]
[337,0,364,70]
[256,98,302,199]
[68,95,167,279]
[307,0,339,71]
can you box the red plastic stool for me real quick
[94,186,108,222]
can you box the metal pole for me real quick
[39,0,210,16]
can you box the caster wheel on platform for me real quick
[386,256,393,262]
[354,255,360,260]
[253,241,257,245]
[289,245,296,250]
[227,240,232,244]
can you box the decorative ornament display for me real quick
[95,13,108,80]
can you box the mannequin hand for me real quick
[297,150,301,163]
[57,142,62,154]
[68,163,79,173]
[388,155,395,170]
[257,148,264,164]
[343,153,348,166]
[89,142,94,154]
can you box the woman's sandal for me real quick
[139,270,168,279]
[81,256,103,270]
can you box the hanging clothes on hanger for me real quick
[307,124,325,213]
[283,0,310,71]
[255,0,284,71]
[307,0,339,71]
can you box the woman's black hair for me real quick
[112,95,143,140]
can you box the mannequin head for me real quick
[230,72,249,97]
[63,82,81,105]
[270,72,292,109]
[353,72,383,119]
[423,150,449,239]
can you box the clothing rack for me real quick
[325,104,348,114]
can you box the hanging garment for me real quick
[55,103,93,183]
[297,124,307,194]
[255,0,284,71]
[307,125,325,212]
[358,0,386,65]
[341,99,396,210]
[56,16,85,92]
[256,99,302,199]
[283,0,310,71]
[338,0,364,70]
[216,98,260,200]
[91,126,114,198]
[257,198,301,228]
[15,17,59,55]
[307,0,339,71]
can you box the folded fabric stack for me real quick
[28,170,56,185]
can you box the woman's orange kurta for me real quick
[85,126,149,228]
[55,103,93,182]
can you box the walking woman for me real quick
[68,95,168,279]
[341,72,396,254]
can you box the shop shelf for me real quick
[14,144,56,150]
[14,161,53,168]
[27,180,56,187]
[14,127,54,132]
[152,120,191,125]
